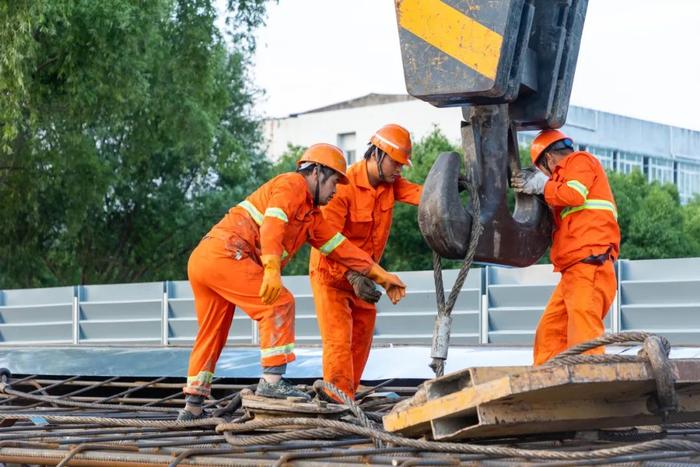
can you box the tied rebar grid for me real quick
[0,373,699,466]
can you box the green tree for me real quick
[382,128,463,271]
[682,196,700,256]
[607,170,696,259]
[623,182,689,258]
[0,0,270,288]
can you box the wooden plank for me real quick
[241,391,347,419]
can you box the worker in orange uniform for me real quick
[511,129,620,366]
[309,124,423,401]
[179,143,407,421]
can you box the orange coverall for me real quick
[309,160,422,398]
[533,151,621,365]
[184,173,375,397]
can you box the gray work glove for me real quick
[511,167,549,195]
[346,271,382,304]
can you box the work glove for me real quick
[345,271,382,304]
[511,167,548,195]
[259,255,283,305]
[367,264,407,305]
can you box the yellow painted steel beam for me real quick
[383,376,512,433]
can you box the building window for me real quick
[588,146,615,171]
[647,156,674,185]
[677,161,700,204]
[337,132,356,164]
[617,152,645,175]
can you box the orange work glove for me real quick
[366,263,407,305]
[259,255,283,305]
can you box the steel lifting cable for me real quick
[216,417,700,461]
[430,176,483,377]
[0,375,696,463]
[0,413,223,428]
[313,380,383,448]
[0,381,380,432]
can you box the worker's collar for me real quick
[355,159,374,189]
[294,173,320,212]
[551,151,579,175]
[356,159,392,191]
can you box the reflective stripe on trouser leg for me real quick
[258,289,296,367]
[184,238,297,395]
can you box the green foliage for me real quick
[3,1,699,289]
[608,170,699,259]
[0,0,270,288]
[382,128,463,271]
[270,144,305,177]
[682,196,700,255]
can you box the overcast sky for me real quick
[250,0,700,131]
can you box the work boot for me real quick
[255,378,311,401]
[177,394,207,421]
[176,408,207,421]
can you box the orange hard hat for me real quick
[297,143,349,184]
[369,124,412,166]
[530,129,573,165]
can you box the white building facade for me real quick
[263,94,700,203]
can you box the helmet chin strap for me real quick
[375,148,387,182]
[314,165,320,206]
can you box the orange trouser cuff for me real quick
[183,371,214,397]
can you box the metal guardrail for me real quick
[0,257,698,346]
[485,264,615,344]
[618,257,700,343]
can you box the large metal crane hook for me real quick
[419,104,552,267]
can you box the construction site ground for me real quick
[1,335,700,466]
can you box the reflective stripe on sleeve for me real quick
[264,207,288,223]
[319,233,347,255]
[561,199,618,220]
[566,179,589,199]
[237,200,264,226]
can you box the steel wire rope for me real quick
[430,177,483,377]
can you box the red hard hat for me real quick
[297,143,349,184]
[369,124,412,166]
[530,129,572,165]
